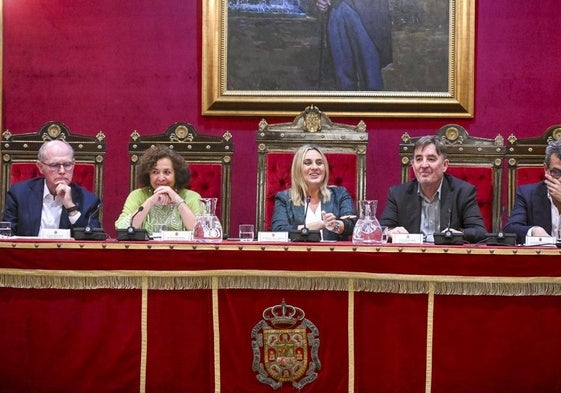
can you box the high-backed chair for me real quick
[128,122,233,237]
[256,105,368,232]
[399,124,505,232]
[505,125,561,213]
[0,121,106,219]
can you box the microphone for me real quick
[85,203,102,233]
[485,206,516,246]
[116,206,150,241]
[301,195,311,235]
[72,203,107,240]
[444,207,453,238]
[128,206,144,231]
[434,196,464,245]
[288,195,321,242]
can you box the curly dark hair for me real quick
[135,145,191,189]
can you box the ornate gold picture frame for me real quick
[202,0,474,118]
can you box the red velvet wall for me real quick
[3,1,561,237]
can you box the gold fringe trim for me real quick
[2,269,561,296]
[425,284,434,393]
[212,277,221,393]
[139,277,148,393]
[0,273,144,289]
[348,280,355,393]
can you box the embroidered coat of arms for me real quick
[251,300,321,390]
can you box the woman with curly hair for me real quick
[115,145,200,235]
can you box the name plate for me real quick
[160,230,193,241]
[257,231,289,242]
[392,233,424,244]
[39,228,72,239]
[525,235,556,246]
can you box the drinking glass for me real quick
[152,224,167,239]
[239,224,255,241]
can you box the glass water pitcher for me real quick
[193,197,223,242]
[352,200,383,244]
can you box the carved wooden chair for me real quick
[128,122,233,237]
[505,125,561,213]
[399,124,505,232]
[0,121,106,219]
[256,105,368,232]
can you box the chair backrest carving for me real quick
[505,125,561,213]
[0,121,106,219]
[128,122,233,236]
[399,124,505,232]
[256,105,368,232]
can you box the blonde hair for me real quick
[289,144,331,205]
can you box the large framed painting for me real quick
[202,0,474,118]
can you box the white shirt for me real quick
[548,193,561,238]
[305,201,324,241]
[40,182,80,229]
[305,201,323,225]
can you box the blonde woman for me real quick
[271,144,357,241]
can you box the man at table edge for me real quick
[3,139,101,236]
[379,135,487,244]
[505,139,561,244]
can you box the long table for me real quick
[1,239,561,393]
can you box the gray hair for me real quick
[37,140,75,162]
[545,140,561,166]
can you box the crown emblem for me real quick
[252,300,321,390]
[262,299,305,328]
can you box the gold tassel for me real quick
[2,269,561,296]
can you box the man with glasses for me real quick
[2,139,101,236]
[505,140,561,244]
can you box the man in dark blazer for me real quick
[3,139,101,236]
[504,140,561,244]
[380,135,487,244]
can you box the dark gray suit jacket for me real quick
[271,186,357,241]
[504,181,552,244]
[379,174,487,243]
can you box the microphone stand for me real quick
[116,206,150,241]
[434,199,464,245]
[485,206,516,246]
[289,195,321,242]
[72,203,107,240]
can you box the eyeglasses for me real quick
[40,161,75,171]
[549,167,561,179]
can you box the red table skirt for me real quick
[1,240,561,393]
